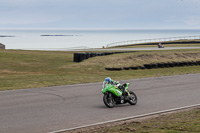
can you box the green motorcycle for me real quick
[102,83,137,108]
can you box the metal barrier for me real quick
[106,35,200,48]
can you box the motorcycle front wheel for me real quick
[128,91,137,105]
[103,93,115,108]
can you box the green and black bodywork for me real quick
[102,83,137,108]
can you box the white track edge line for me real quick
[48,104,200,133]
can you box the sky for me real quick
[0,0,200,29]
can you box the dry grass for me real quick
[1,49,200,90]
[80,50,200,68]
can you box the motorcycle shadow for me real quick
[94,104,131,109]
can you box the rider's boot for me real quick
[124,90,130,100]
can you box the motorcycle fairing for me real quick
[102,84,122,97]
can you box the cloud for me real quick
[185,16,200,26]
[0,0,46,5]
[0,0,200,29]
[0,10,62,25]
[0,17,62,25]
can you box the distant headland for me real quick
[40,35,81,36]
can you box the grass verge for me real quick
[86,107,200,133]
[0,49,200,91]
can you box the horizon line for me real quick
[1,28,200,30]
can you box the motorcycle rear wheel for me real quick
[103,93,115,108]
[128,91,137,105]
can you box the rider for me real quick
[104,77,119,86]
[104,77,126,96]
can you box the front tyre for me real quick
[103,93,115,108]
[128,91,137,105]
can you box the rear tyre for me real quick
[103,93,115,108]
[128,91,137,105]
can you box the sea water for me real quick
[0,29,200,50]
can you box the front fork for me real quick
[108,93,114,102]
[108,93,112,99]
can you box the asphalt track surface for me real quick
[0,73,200,133]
